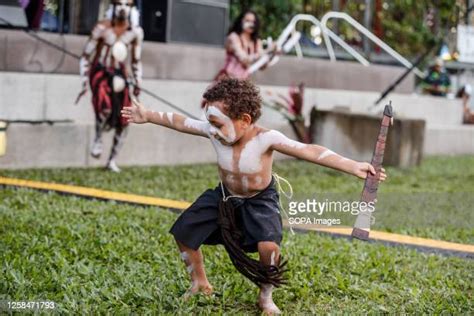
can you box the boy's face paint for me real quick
[205,102,239,145]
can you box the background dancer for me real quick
[78,0,143,172]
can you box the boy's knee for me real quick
[257,241,280,258]
[258,240,279,248]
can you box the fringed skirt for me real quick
[170,177,283,253]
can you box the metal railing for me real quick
[286,14,371,66]
[284,12,424,78]
[320,11,424,77]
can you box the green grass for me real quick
[2,156,473,243]
[1,156,473,313]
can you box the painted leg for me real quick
[257,241,281,315]
[176,240,213,299]
[106,126,128,172]
[90,118,105,159]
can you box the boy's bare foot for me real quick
[183,282,213,300]
[258,298,281,315]
[258,285,281,315]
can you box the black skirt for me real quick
[169,177,283,253]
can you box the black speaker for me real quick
[0,0,28,28]
[141,0,168,42]
[76,0,101,35]
[141,0,229,46]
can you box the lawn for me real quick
[1,156,473,313]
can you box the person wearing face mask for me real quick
[77,0,143,173]
[215,10,267,81]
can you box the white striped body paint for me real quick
[211,137,234,171]
[186,265,194,274]
[318,149,335,160]
[166,112,174,124]
[316,149,349,166]
[207,127,309,195]
[180,251,189,261]
[270,251,276,266]
[81,18,143,89]
[258,250,280,314]
[238,130,307,173]
[180,251,194,274]
[183,118,210,135]
[139,102,352,197]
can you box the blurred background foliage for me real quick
[230,0,465,57]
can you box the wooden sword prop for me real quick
[352,102,393,240]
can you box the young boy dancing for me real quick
[121,79,387,315]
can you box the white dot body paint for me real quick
[205,105,236,143]
[166,112,174,124]
[318,149,336,160]
[255,176,262,185]
[111,41,128,62]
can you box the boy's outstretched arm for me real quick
[269,130,387,181]
[121,99,210,137]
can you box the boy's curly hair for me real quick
[203,78,262,123]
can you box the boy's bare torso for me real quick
[121,99,386,199]
[212,125,277,196]
[120,78,388,316]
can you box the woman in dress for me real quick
[215,10,264,81]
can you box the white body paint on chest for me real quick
[241,176,249,192]
[112,41,128,62]
[238,130,306,173]
[210,129,306,173]
[103,29,117,45]
[210,137,233,171]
